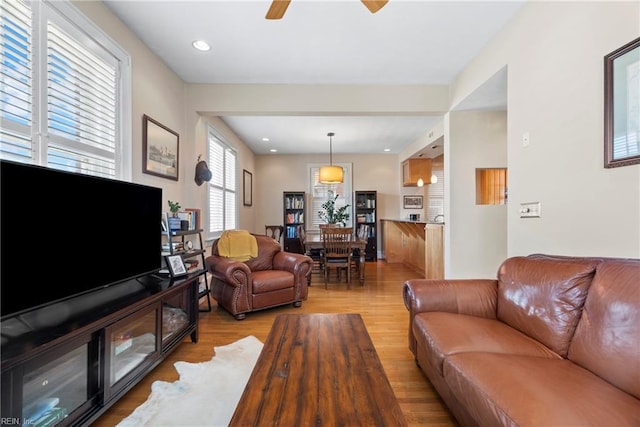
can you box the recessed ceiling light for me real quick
[192,40,211,51]
[383,148,391,152]
[262,137,270,142]
[269,149,277,153]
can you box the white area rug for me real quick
[117,335,263,427]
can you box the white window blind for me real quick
[0,0,130,179]
[207,130,236,239]
[427,169,445,221]
[1,0,33,162]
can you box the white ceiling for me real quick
[104,0,522,155]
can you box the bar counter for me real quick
[381,219,444,279]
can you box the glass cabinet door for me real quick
[162,290,191,347]
[106,305,159,394]
[22,341,90,426]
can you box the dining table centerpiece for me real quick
[318,194,350,226]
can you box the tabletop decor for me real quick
[318,193,350,226]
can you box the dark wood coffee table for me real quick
[229,313,407,426]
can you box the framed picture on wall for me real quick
[403,195,423,209]
[143,114,180,180]
[243,169,253,206]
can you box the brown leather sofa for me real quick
[206,234,312,320]
[403,254,640,426]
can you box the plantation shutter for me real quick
[308,164,352,232]
[46,12,118,178]
[207,131,236,238]
[427,169,445,221]
[0,0,129,179]
[1,0,33,163]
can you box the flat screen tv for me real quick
[1,160,163,318]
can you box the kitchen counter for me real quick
[381,219,444,279]
[384,218,445,225]
[381,219,426,275]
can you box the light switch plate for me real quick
[520,202,541,218]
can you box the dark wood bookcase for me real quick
[283,191,306,254]
[354,191,378,261]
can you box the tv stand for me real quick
[1,271,202,426]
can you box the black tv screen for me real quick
[1,160,163,318]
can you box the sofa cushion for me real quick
[245,235,281,271]
[412,312,560,376]
[496,256,599,356]
[444,352,640,427]
[568,259,640,399]
[252,270,293,293]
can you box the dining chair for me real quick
[321,227,353,289]
[265,225,284,243]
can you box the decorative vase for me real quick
[168,216,181,232]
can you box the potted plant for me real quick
[167,200,182,231]
[318,194,350,226]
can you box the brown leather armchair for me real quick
[206,234,313,320]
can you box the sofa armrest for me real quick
[273,251,311,273]
[273,252,313,293]
[403,279,499,319]
[205,255,252,286]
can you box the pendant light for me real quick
[319,132,344,184]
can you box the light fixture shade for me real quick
[319,165,344,184]
[417,178,424,187]
[431,173,438,184]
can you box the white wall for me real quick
[75,0,640,262]
[451,1,640,258]
[445,111,508,278]
[255,153,400,253]
[72,1,187,212]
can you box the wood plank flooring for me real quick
[93,261,458,427]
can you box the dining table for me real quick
[302,233,368,284]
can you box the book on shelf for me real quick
[184,208,200,230]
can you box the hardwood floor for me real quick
[93,261,458,426]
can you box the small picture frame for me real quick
[403,195,423,209]
[165,254,188,277]
[243,169,253,206]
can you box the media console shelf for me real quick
[1,272,202,426]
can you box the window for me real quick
[427,168,445,220]
[207,129,236,240]
[308,163,352,232]
[1,0,131,179]
[475,168,508,205]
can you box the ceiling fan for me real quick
[266,0,388,20]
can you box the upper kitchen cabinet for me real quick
[402,158,432,187]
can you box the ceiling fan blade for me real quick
[266,0,291,20]
[361,0,388,14]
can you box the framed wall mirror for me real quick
[604,37,640,168]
